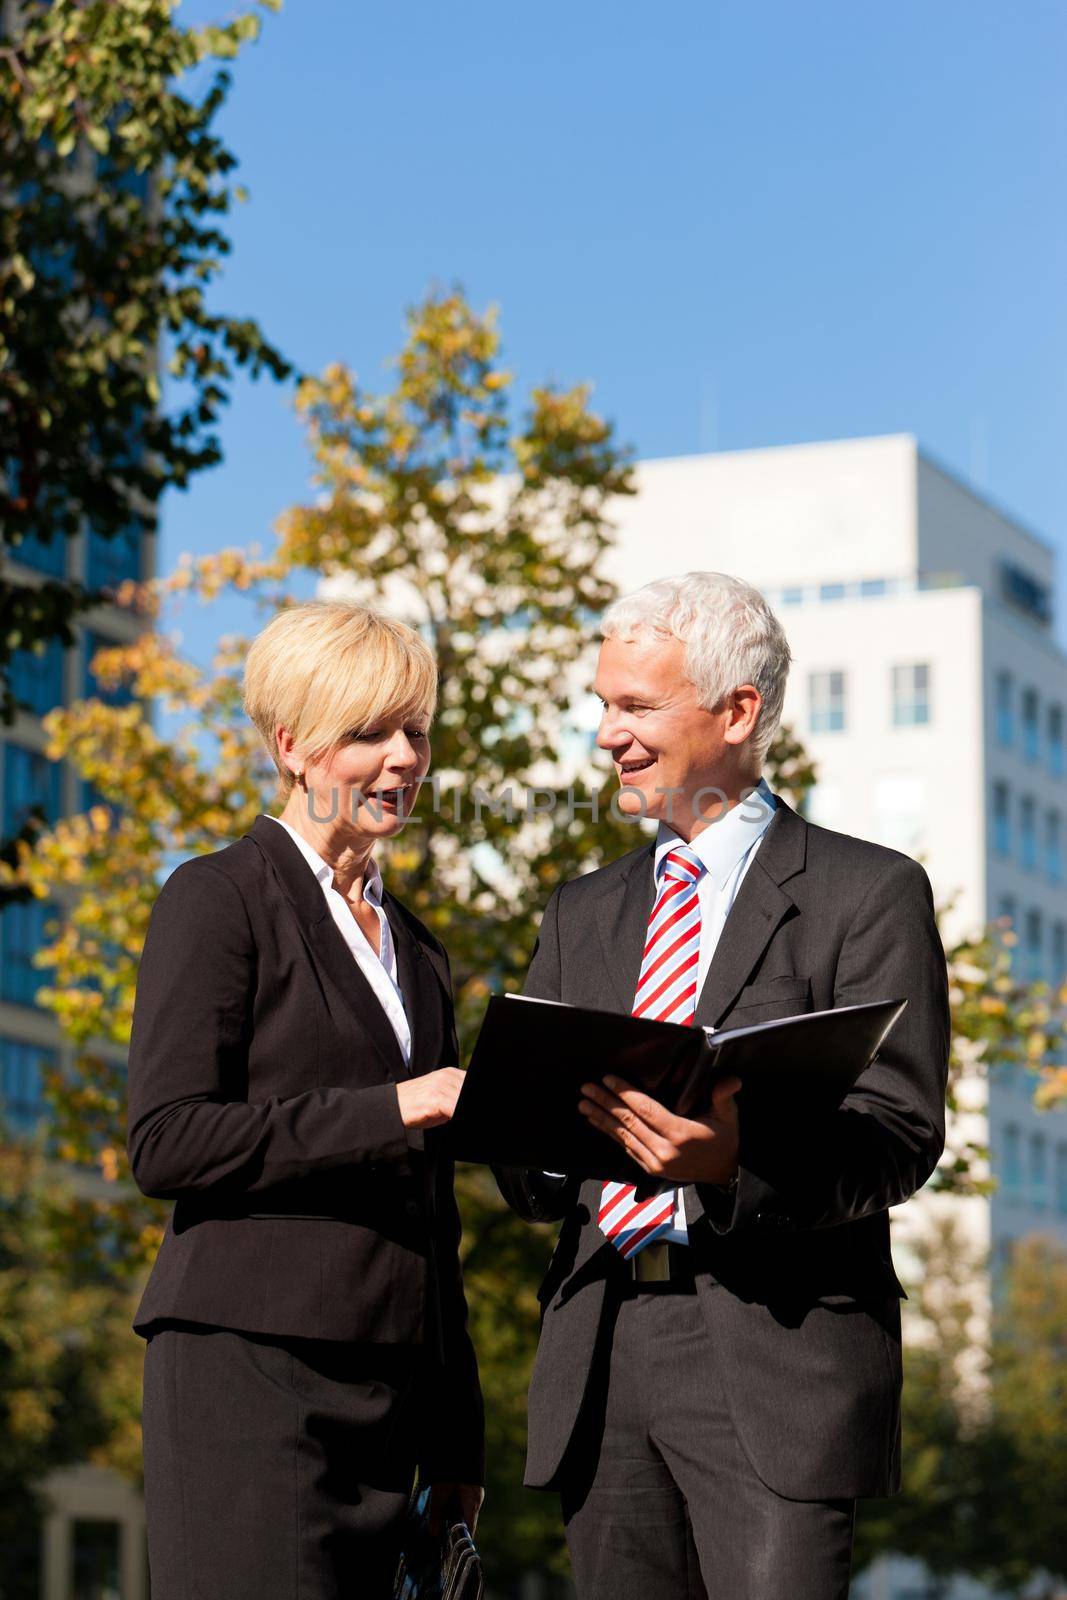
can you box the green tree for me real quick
[856,1226,1067,1598]
[983,1237,1067,1595]
[0,0,290,719]
[8,289,1063,1585]
[0,1139,144,1599]
[0,289,820,1580]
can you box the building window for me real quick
[1029,1133,1048,1210]
[1046,810,1063,884]
[8,528,68,578]
[1056,1145,1067,1216]
[71,1517,121,1600]
[819,582,846,602]
[859,578,887,598]
[1049,705,1065,777]
[1000,560,1052,627]
[2,743,63,837]
[2,460,69,577]
[809,671,845,734]
[0,1037,53,1131]
[1025,907,1044,982]
[83,632,135,708]
[1052,921,1067,988]
[1002,1124,1022,1196]
[0,900,57,1008]
[992,782,1011,858]
[1020,796,1037,870]
[892,663,931,727]
[1022,687,1040,763]
[995,671,1014,746]
[8,638,65,718]
[87,518,142,593]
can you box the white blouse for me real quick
[264,815,412,1066]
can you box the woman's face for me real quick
[299,713,432,842]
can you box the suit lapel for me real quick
[382,893,445,1081]
[249,815,407,1080]
[595,844,657,1012]
[693,797,808,1028]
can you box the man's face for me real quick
[593,633,732,831]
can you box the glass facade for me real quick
[84,631,135,707]
[8,637,65,717]
[2,742,63,836]
[0,899,56,1007]
[87,519,142,592]
[0,1036,54,1131]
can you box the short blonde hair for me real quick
[243,601,438,799]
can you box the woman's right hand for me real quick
[395,1067,466,1129]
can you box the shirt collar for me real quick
[654,777,777,889]
[264,814,385,906]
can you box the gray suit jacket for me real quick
[496,796,949,1499]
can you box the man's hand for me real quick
[427,1481,484,1536]
[579,1075,742,1184]
[395,1067,466,1129]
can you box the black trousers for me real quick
[142,1320,420,1600]
[560,1287,856,1600]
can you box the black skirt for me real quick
[142,1320,420,1600]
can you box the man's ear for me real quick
[723,684,762,745]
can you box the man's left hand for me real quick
[579,1075,742,1184]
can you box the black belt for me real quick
[623,1240,696,1290]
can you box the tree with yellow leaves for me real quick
[4,291,1064,1582]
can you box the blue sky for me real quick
[165,0,1067,659]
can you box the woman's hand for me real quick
[428,1481,484,1535]
[395,1067,466,1129]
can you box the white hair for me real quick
[600,572,792,764]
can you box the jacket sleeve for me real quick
[126,858,410,1200]
[700,855,950,1234]
[492,883,581,1225]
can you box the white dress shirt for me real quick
[652,777,778,1243]
[264,814,412,1066]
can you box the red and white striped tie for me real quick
[599,843,705,1259]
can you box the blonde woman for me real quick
[127,601,484,1599]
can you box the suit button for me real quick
[405,1200,420,1218]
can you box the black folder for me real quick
[444,993,907,1183]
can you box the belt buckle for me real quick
[631,1240,672,1283]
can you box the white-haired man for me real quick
[496,572,950,1600]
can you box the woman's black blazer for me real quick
[126,814,483,1483]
